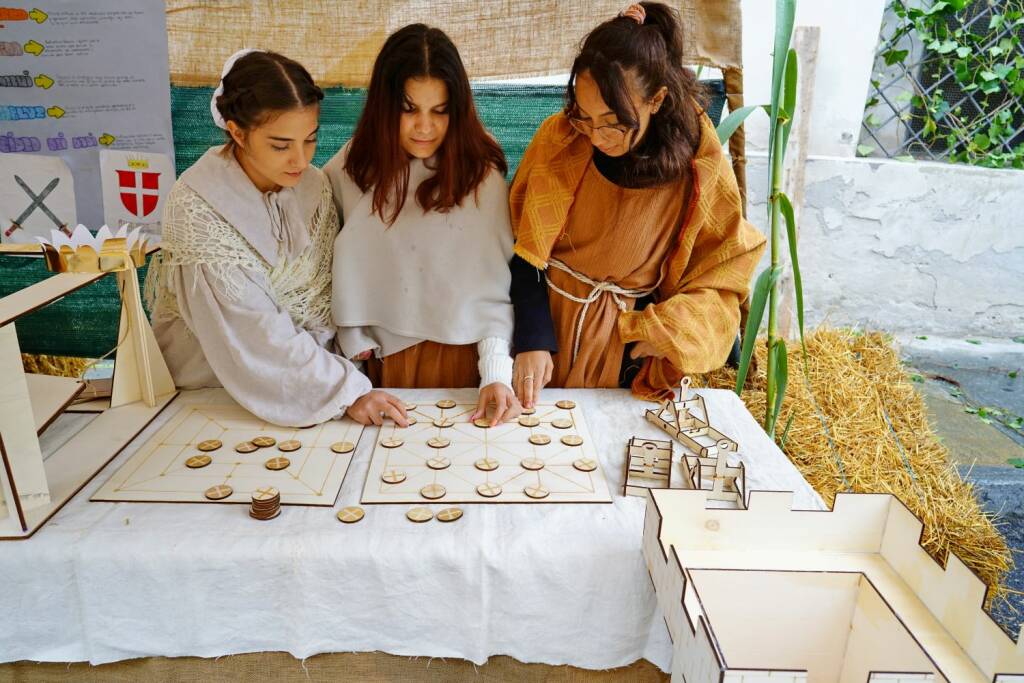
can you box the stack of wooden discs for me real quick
[249,486,281,520]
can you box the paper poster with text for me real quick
[0,1,174,237]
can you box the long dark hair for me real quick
[345,24,507,224]
[215,51,324,152]
[566,2,706,187]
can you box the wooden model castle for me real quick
[643,488,1024,683]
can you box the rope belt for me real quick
[545,257,663,364]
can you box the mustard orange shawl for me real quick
[510,111,766,400]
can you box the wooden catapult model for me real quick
[643,377,746,508]
[0,236,177,539]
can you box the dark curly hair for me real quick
[566,2,707,187]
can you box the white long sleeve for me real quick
[156,263,371,427]
[477,337,513,389]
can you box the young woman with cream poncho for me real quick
[509,3,766,408]
[146,50,408,428]
[326,25,522,425]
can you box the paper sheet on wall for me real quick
[0,1,174,236]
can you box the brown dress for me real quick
[366,341,479,388]
[547,163,689,388]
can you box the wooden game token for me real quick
[556,399,576,410]
[381,437,404,448]
[381,468,407,484]
[573,458,598,472]
[473,418,492,428]
[521,406,536,415]
[405,416,418,426]
[420,483,446,500]
[403,402,417,411]
[426,436,450,449]
[476,482,502,498]
[185,454,211,469]
[251,486,279,502]
[330,441,355,454]
[520,457,545,471]
[407,506,434,523]
[337,506,365,523]
[204,484,233,500]
[561,435,584,447]
[524,484,550,499]
[474,457,499,472]
[529,434,551,446]
[235,441,258,453]
[518,416,540,427]
[436,507,463,523]
[551,418,573,429]
[252,436,276,448]
[249,508,281,520]
[278,440,302,452]
[436,399,457,409]
[432,418,454,428]
[264,456,290,471]
[426,456,451,470]
[197,439,222,452]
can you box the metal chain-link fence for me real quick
[859,0,1024,167]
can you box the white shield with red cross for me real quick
[100,150,175,230]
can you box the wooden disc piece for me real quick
[436,399,457,409]
[407,507,434,523]
[337,506,364,523]
[381,468,407,484]
[561,435,584,447]
[473,418,492,428]
[426,456,450,470]
[520,457,545,471]
[278,440,302,452]
[518,415,540,428]
[185,454,211,469]
[420,483,447,500]
[529,434,551,446]
[551,418,573,429]
[204,484,233,500]
[426,436,450,449]
[476,482,502,498]
[235,441,258,454]
[432,418,454,428]
[330,441,355,454]
[573,458,598,472]
[521,406,536,415]
[251,486,279,501]
[403,402,417,411]
[252,436,276,448]
[197,439,222,452]
[436,507,463,523]
[381,437,404,448]
[264,456,290,471]
[556,399,576,410]
[524,484,550,499]
[474,457,499,472]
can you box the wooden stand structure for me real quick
[0,241,176,539]
[623,437,673,498]
[643,489,1024,682]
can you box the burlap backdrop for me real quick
[166,0,742,87]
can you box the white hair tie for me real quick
[211,48,263,130]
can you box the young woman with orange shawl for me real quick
[509,2,766,407]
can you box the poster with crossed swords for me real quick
[0,154,76,244]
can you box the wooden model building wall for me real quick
[642,488,1024,683]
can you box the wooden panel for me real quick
[26,373,85,435]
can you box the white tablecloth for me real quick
[0,388,824,668]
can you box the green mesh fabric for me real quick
[3,81,725,358]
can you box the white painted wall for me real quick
[740,0,887,157]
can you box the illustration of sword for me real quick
[13,175,65,230]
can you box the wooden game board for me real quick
[92,389,363,506]
[361,399,612,504]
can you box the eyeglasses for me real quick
[566,108,637,146]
